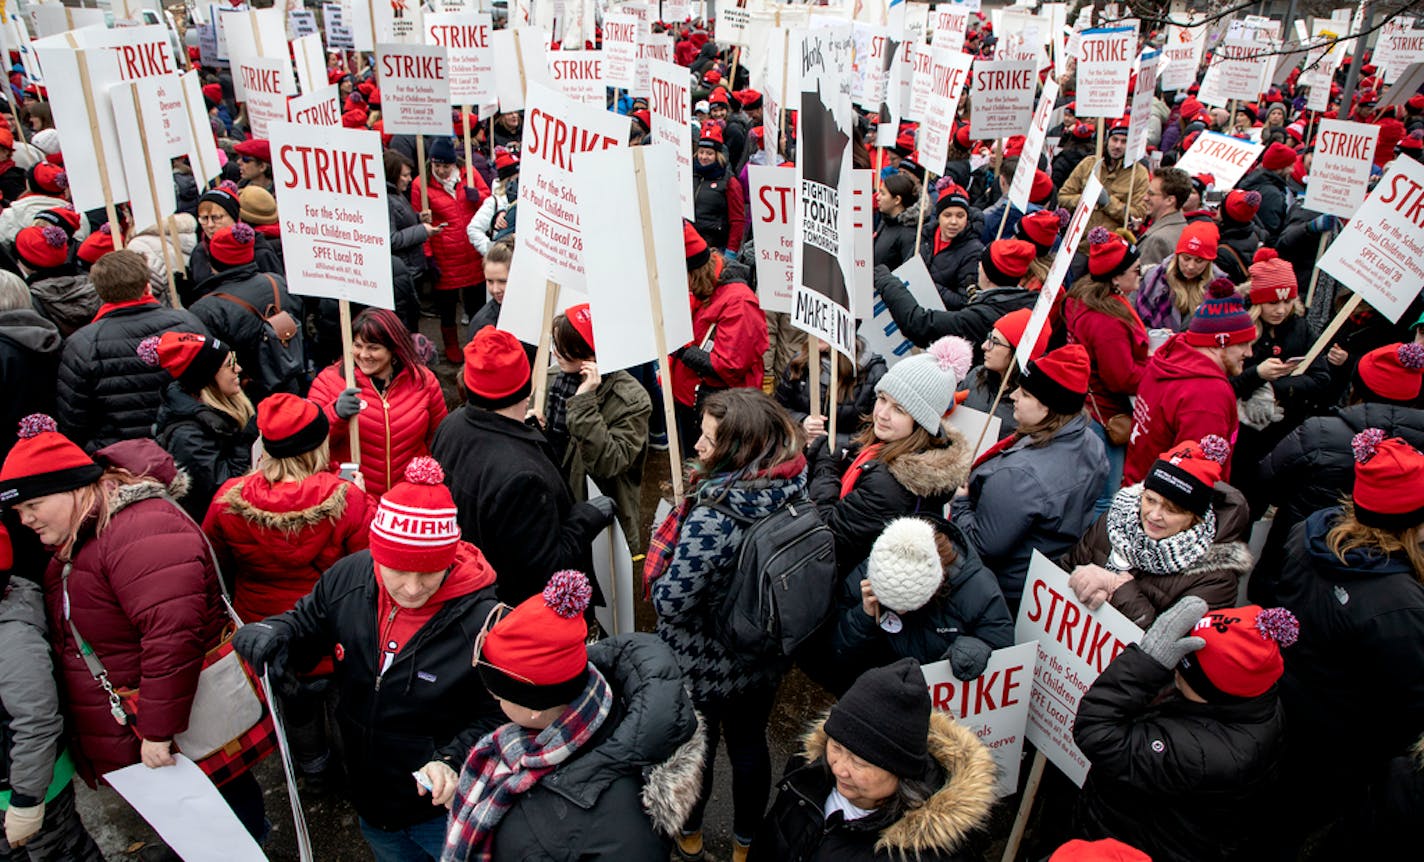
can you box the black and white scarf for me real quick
[1105,484,1217,575]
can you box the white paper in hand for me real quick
[105,755,267,861]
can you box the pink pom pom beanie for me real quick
[874,335,974,435]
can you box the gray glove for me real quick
[334,387,364,420]
[586,494,617,526]
[949,635,993,681]
[1138,596,1208,670]
[1239,384,1282,430]
[1097,187,1111,208]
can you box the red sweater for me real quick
[1063,296,1149,422]
[1123,334,1238,485]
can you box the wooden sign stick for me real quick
[632,149,685,500]
[827,349,839,446]
[72,47,125,250]
[131,93,183,309]
[416,133,430,216]
[463,105,476,187]
[531,279,559,414]
[1000,751,1047,862]
[1291,293,1362,376]
[339,299,362,463]
[973,368,1014,456]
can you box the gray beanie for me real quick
[874,335,974,435]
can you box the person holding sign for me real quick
[1057,120,1150,236]
[749,659,997,862]
[774,336,887,452]
[958,308,1053,441]
[187,186,284,299]
[1072,597,1296,861]
[410,138,489,364]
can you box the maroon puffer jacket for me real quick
[43,439,224,783]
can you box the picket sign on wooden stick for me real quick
[130,95,182,309]
[8,100,26,145]
[1000,750,1048,862]
[632,149,686,499]
[1095,117,1104,161]
[1123,163,1137,229]
[914,171,934,248]
[828,353,839,446]
[1304,233,1330,309]
[808,339,822,428]
[71,47,125,250]
[530,280,560,416]
[168,219,188,279]
[463,105,476,186]
[339,299,361,463]
[973,368,1014,457]
[415,134,430,216]
[1291,293,1362,375]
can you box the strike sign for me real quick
[377,44,453,135]
[748,164,796,314]
[1318,155,1424,324]
[1075,26,1134,118]
[969,59,1036,140]
[1304,120,1380,218]
[1173,132,1266,193]
[921,643,1037,798]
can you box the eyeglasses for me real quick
[985,335,1012,351]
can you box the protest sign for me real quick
[1160,19,1206,92]
[857,254,944,367]
[224,8,293,101]
[1318,156,1424,324]
[425,11,495,107]
[323,2,355,50]
[969,58,1036,140]
[1173,131,1266,192]
[268,120,394,309]
[906,42,934,122]
[850,22,891,110]
[1008,79,1059,212]
[1125,51,1160,163]
[851,169,874,314]
[288,8,318,40]
[549,50,605,105]
[792,26,858,359]
[1212,34,1269,103]
[1075,26,1134,117]
[916,46,973,176]
[236,55,294,139]
[491,26,552,111]
[932,6,970,53]
[33,35,129,212]
[633,32,673,99]
[603,12,640,90]
[921,642,1037,797]
[181,70,224,183]
[288,83,341,126]
[748,163,796,314]
[1305,120,1380,218]
[946,404,1003,461]
[292,33,326,97]
[500,82,629,342]
[588,478,636,637]
[106,756,265,862]
[1015,551,1143,787]
[374,0,424,44]
[649,59,694,220]
[32,5,106,38]
[1016,173,1101,371]
[1376,17,1424,83]
[377,44,452,135]
[110,78,180,234]
[1380,62,1424,109]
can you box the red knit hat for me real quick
[202,83,222,103]
[1020,343,1090,415]
[14,224,69,270]
[1068,121,1095,140]
[369,457,462,572]
[707,85,728,104]
[494,147,520,179]
[684,219,711,271]
[256,393,329,458]
[463,325,532,409]
[1050,838,1151,862]
[77,223,114,266]
[0,415,103,505]
[1180,97,1204,121]
[1355,343,1424,404]
[1351,429,1424,528]
[1029,169,1054,205]
[1017,209,1065,250]
[935,181,971,216]
[565,303,595,352]
[1261,142,1297,171]
[1175,220,1219,259]
[1185,278,1255,347]
[698,122,724,148]
[953,124,972,149]
[1222,189,1261,223]
[1410,94,1424,111]
[138,331,231,392]
[1247,248,1297,305]
[341,108,368,129]
[1178,605,1299,701]
[27,162,66,195]
[478,569,591,709]
[981,239,1037,287]
[993,307,1050,359]
[1086,226,1138,280]
[1144,435,1230,517]
[209,222,256,267]
[233,137,271,164]
[1003,135,1026,157]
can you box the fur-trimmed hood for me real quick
[801,709,997,856]
[219,478,350,533]
[886,425,974,498]
[93,438,192,514]
[886,200,923,227]
[1174,540,1253,583]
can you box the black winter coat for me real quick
[872,202,922,271]
[1213,221,1264,284]
[875,263,1036,362]
[1275,201,1332,296]
[185,234,284,301]
[1052,145,1094,192]
[56,302,209,453]
[272,549,503,831]
[387,181,428,277]
[1230,315,1331,418]
[774,339,887,451]
[430,406,608,605]
[0,308,60,459]
[1073,647,1284,862]
[152,383,256,520]
[487,635,703,862]
[1237,169,1292,240]
[188,265,305,400]
[920,220,985,309]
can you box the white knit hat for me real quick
[867,518,944,614]
[874,335,973,435]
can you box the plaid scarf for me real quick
[543,371,580,462]
[440,665,612,862]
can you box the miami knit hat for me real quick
[209,223,256,267]
[137,331,230,392]
[14,224,69,270]
[867,517,944,614]
[1086,227,1138,280]
[1354,343,1424,404]
[874,335,974,435]
[1178,605,1299,701]
[1184,278,1255,347]
[0,415,103,505]
[463,325,532,410]
[1175,220,1219,260]
[369,457,462,572]
[825,658,933,779]
[1020,343,1091,415]
[238,186,278,225]
[981,239,1037,287]
[1247,248,1297,305]
[478,569,591,709]
[1350,429,1424,528]
[994,307,1051,360]
[1050,838,1151,861]
[683,219,711,271]
[257,393,329,458]
[1144,435,1230,517]
[1222,189,1261,224]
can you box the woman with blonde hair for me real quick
[1134,221,1227,331]
[141,331,257,518]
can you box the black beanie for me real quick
[824,658,932,779]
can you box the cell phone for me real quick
[1285,356,1305,364]
[412,770,433,792]
[339,462,360,481]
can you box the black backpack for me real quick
[705,494,837,661]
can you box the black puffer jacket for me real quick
[185,234,284,299]
[0,308,61,459]
[387,182,428,277]
[486,635,704,861]
[1236,169,1292,241]
[1213,220,1264,284]
[873,202,922,270]
[774,338,887,451]
[56,302,209,453]
[1073,646,1284,862]
[152,383,256,519]
[875,264,1036,362]
[188,264,305,400]
[920,219,985,309]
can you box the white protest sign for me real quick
[224,8,293,101]
[236,55,295,139]
[851,22,890,109]
[106,756,265,862]
[1376,17,1424,84]
[969,58,1036,140]
[1075,26,1134,118]
[932,6,970,53]
[721,2,754,48]
[374,0,424,44]
[575,145,695,372]
[1160,19,1206,92]
[946,404,1003,460]
[662,0,693,23]
[917,46,974,176]
[921,642,1036,797]
[549,50,605,105]
[1016,173,1100,371]
[1008,78,1059,212]
[906,42,935,122]
[500,82,629,342]
[491,26,552,111]
[850,169,875,315]
[1305,120,1380,219]
[603,12,640,90]
[32,5,106,38]
[1015,551,1143,787]
[181,70,224,183]
[425,11,495,107]
[649,59,694,220]
[1125,50,1160,163]
[1318,157,1424,324]
[269,120,394,309]
[324,2,355,50]
[748,163,796,314]
[588,477,636,635]
[377,44,452,135]
[292,33,327,97]
[1173,131,1266,192]
[110,79,180,234]
[32,35,129,211]
[288,83,342,126]
[633,32,673,99]
[857,254,945,367]
[288,8,319,40]
[1213,34,1269,103]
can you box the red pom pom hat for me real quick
[369,457,462,573]
[478,569,592,709]
[0,415,103,506]
[1178,605,1299,701]
[1350,429,1424,529]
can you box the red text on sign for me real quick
[278,145,380,199]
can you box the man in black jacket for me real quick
[56,250,208,452]
[872,259,1035,366]
[432,325,614,605]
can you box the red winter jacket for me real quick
[43,440,225,782]
[203,471,375,630]
[1064,295,1149,423]
[1123,333,1239,485]
[670,260,769,407]
[309,363,449,497]
[411,173,489,291]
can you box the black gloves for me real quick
[233,620,292,680]
[676,346,716,377]
[949,635,993,681]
